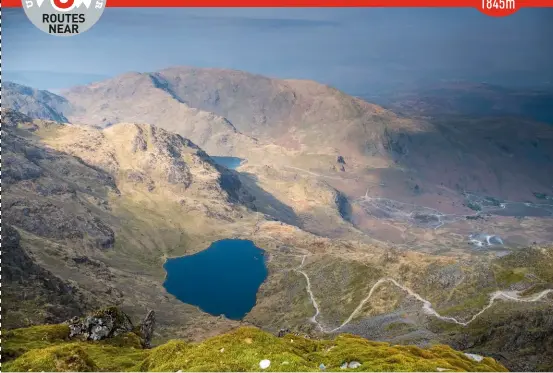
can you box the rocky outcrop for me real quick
[2,224,87,329]
[2,108,35,128]
[451,306,553,372]
[277,328,291,337]
[426,264,465,289]
[336,156,346,171]
[68,307,134,341]
[3,121,118,249]
[139,310,156,348]
[7,201,115,249]
[66,308,157,349]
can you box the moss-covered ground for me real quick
[3,324,508,372]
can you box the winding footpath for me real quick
[295,255,553,333]
[297,256,323,325]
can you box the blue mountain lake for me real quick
[163,239,268,320]
[211,156,244,170]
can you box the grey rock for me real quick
[140,310,156,348]
[68,307,133,341]
[85,316,114,340]
[464,353,484,362]
[132,131,148,153]
[127,171,146,183]
[348,361,362,369]
[278,328,291,338]
[319,363,326,371]
[278,245,292,253]
[427,264,465,289]
[340,362,348,369]
[68,316,85,338]
[167,159,192,187]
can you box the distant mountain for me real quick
[57,72,263,157]
[58,67,553,201]
[4,70,553,202]
[60,68,408,164]
[370,82,553,124]
[3,81,71,123]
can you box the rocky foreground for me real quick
[3,308,507,372]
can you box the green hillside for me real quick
[3,308,507,372]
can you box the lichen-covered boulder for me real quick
[68,307,133,341]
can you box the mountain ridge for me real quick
[3,81,72,123]
[6,68,553,204]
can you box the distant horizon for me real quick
[5,65,553,98]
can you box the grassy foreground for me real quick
[3,324,507,372]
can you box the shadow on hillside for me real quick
[365,117,553,202]
[237,171,301,228]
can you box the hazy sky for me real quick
[3,8,553,93]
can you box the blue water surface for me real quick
[211,156,244,170]
[163,239,268,320]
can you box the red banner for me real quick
[4,0,553,16]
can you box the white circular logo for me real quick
[23,0,105,37]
